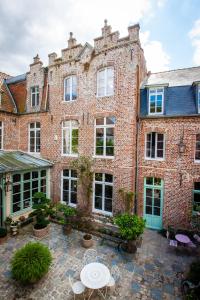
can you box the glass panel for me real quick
[106,117,115,125]
[32,180,38,188]
[24,182,30,191]
[63,179,69,190]
[105,174,113,183]
[72,76,77,100]
[30,123,35,129]
[63,169,69,177]
[65,78,71,101]
[41,170,46,177]
[63,191,69,203]
[154,178,161,186]
[24,172,30,181]
[40,178,46,187]
[71,180,77,192]
[96,118,104,125]
[105,185,113,199]
[105,198,112,212]
[154,207,160,216]
[146,177,153,185]
[32,171,38,179]
[63,128,70,154]
[95,184,102,196]
[72,128,78,153]
[13,193,20,203]
[71,192,77,204]
[24,190,30,199]
[95,173,103,181]
[23,199,31,209]
[13,184,20,194]
[194,182,200,190]
[146,197,152,206]
[146,206,152,214]
[71,170,77,178]
[13,174,21,183]
[95,197,102,210]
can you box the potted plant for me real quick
[114,213,146,253]
[82,233,93,248]
[181,260,200,299]
[10,220,19,236]
[32,192,51,238]
[0,227,7,244]
[58,204,77,235]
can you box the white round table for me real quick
[80,262,111,290]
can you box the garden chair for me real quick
[193,234,200,243]
[105,265,121,297]
[83,249,98,265]
[169,240,178,247]
[69,276,85,300]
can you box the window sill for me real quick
[96,94,114,98]
[145,157,165,162]
[148,112,164,116]
[93,155,114,160]
[62,154,78,158]
[28,152,41,156]
[61,100,77,103]
[194,160,200,164]
[61,201,77,208]
[92,208,113,216]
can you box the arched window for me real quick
[97,67,114,97]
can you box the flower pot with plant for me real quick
[114,213,145,253]
[82,233,93,248]
[0,227,7,244]
[10,221,19,236]
[58,204,77,235]
[32,192,51,238]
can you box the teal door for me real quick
[144,177,164,230]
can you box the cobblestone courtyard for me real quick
[0,223,197,300]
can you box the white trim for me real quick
[0,121,3,150]
[94,117,115,158]
[96,67,114,97]
[148,87,164,115]
[28,122,41,153]
[61,169,77,207]
[63,75,77,102]
[62,120,79,156]
[145,132,165,160]
[92,173,113,216]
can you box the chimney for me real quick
[102,19,112,37]
[128,23,140,41]
[68,32,76,48]
[48,52,57,65]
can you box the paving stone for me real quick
[131,281,141,293]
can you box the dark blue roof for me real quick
[5,74,26,84]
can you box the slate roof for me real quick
[141,66,200,88]
[0,151,52,173]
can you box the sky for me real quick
[0,0,200,75]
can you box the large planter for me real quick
[121,237,142,253]
[0,235,7,245]
[82,234,93,248]
[33,224,50,238]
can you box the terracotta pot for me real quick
[0,235,7,245]
[63,224,72,235]
[33,224,50,238]
[82,234,93,248]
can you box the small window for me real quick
[93,173,113,215]
[31,86,39,107]
[193,182,200,213]
[0,121,3,150]
[95,117,115,157]
[29,122,40,153]
[195,134,200,161]
[62,120,79,155]
[64,76,77,101]
[97,67,114,97]
[149,88,164,115]
[62,169,78,206]
[146,132,164,160]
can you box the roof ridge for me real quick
[150,65,200,75]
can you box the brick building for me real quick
[0,22,147,226]
[0,21,199,230]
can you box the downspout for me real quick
[134,64,140,214]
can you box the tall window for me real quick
[97,67,114,97]
[31,86,39,107]
[195,134,200,161]
[149,88,164,114]
[95,117,115,157]
[62,169,77,206]
[193,182,200,213]
[146,132,164,160]
[198,86,200,113]
[93,173,113,215]
[62,120,79,155]
[29,122,40,153]
[12,170,47,213]
[0,121,3,150]
[64,75,77,101]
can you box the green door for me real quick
[144,177,164,230]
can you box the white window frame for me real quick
[62,120,79,157]
[93,173,113,216]
[198,85,200,114]
[63,75,77,102]
[194,133,200,163]
[31,86,39,107]
[97,67,114,97]
[0,121,3,150]
[61,169,78,207]
[145,132,165,161]
[94,117,115,159]
[28,122,40,153]
[148,87,164,115]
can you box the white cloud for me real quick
[189,19,200,65]
[140,31,170,72]
[157,0,167,7]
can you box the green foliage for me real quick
[188,260,200,285]
[71,156,94,213]
[32,192,51,229]
[4,216,12,225]
[114,214,145,240]
[11,242,52,284]
[119,188,134,214]
[0,227,7,238]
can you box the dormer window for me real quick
[198,85,200,113]
[64,75,77,101]
[31,86,39,107]
[149,87,164,115]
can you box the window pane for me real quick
[96,118,104,125]
[13,193,20,204]
[71,170,77,178]
[95,173,102,181]
[65,78,71,101]
[13,184,20,194]
[24,172,30,181]
[63,128,70,154]
[72,129,78,154]
[63,169,69,177]
[72,76,77,100]
[24,182,30,191]
[71,180,77,192]
[105,174,113,182]
[146,177,153,185]
[95,184,102,196]
[105,185,113,198]
[95,197,102,210]
[154,178,161,185]
[71,192,77,204]
[32,171,38,179]
[13,174,21,183]
[105,198,112,212]
[106,117,116,125]
[63,191,69,203]
[41,170,46,177]
[154,207,160,216]
[32,180,38,188]
[146,206,152,214]
[194,182,200,190]
[63,179,69,190]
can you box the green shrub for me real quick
[0,227,7,238]
[114,214,145,240]
[11,242,52,284]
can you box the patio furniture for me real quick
[187,241,197,248]
[105,265,121,297]
[80,262,111,300]
[169,239,178,247]
[175,234,191,245]
[69,276,86,300]
[83,249,98,265]
[193,234,200,243]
